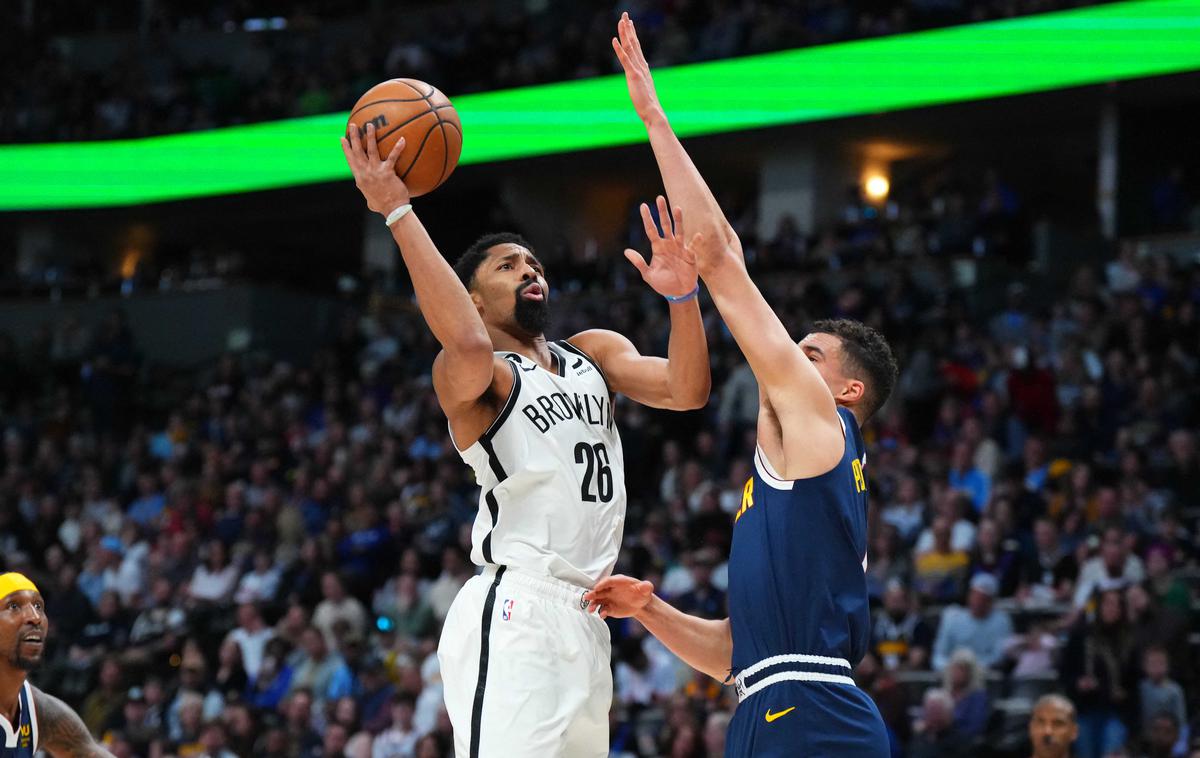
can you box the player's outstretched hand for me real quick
[584,574,655,619]
[341,122,411,215]
[626,196,700,299]
[613,11,665,126]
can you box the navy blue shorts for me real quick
[725,681,889,757]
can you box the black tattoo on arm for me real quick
[30,688,117,758]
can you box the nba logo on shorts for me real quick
[501,599,514,621]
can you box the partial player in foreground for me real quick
[1,573,117,758]
[586,13,898,757]
[341,120,710,756]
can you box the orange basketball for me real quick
[347,78,463,197]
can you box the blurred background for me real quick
[0,1,1198,757]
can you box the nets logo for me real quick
[501,599,514,621]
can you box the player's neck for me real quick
[487,326,553,370]
[0,669,25,723]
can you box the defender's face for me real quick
[473,244,548,330]
[798,332,861,406]
[1,590,48,670]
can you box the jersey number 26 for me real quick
[574,442,613,503]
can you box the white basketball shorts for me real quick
[438,565,613,758]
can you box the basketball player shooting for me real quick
[1,573,117,757]
[341,124,710,756]
[585,14,899,757]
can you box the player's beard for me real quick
[514,286,552,335]
[10,646,40,671]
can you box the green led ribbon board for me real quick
[2,0,1199,210]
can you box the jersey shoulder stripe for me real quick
[557,339,610,394]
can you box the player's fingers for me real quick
[624,249,650,275]
[671,204,685,240]
[340,137,355,166]
[612,37,630,69]
[638,580,655,595]
[384,136,406,169]
[348,122,363,154]
[365,122,380,162]
[639,202,661,241]
[656,196,672,236]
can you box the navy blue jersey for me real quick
[0,682,39,757]
[728,406,871,675]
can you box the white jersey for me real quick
[455,341,626,588]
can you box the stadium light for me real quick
[1,0,1199,210]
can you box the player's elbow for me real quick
[447,329,493,361]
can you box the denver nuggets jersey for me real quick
[728,406,871,677]
[1,681,39,757]
[456,341,626,588]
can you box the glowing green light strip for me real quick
[2,0,1199,210]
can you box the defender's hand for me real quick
[584,575,655,619]
[341,122,411,215]
[613,12,665,126]
[626,196,700,299]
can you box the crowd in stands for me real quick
[1,0,1117,142]
[1,151,1198,758]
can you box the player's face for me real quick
[798,333,864,407]
[1029,702,1077,757]
[0,590,48,671]
[474,244,551,335]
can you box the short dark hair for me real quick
[453,232,535,290]
[810,318,898,421]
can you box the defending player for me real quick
[585,14,898,756]
[341,125,710,756]
[1,573,118,758]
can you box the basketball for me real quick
[346,78,463,197]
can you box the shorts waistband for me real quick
[482,565,592,612]
[734,654,856,702]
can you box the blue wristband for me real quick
[664,284,700,303]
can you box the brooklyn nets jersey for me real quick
[455,341,626,588]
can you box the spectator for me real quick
[931,574,1014,671]
[1140,711,1184,758]
[1019,517,1078,606]
[187,539,241,607]
[871,579,933,671]
[426,547,473,622]
[1060,588,1137,758]
[312,571,369,650]
[234,548,282,604]
[968,517,1020,597]
[372,694,419,758]
[909,688,971,758]
[866,524,912,602]
[942,648,991,739]
[1027,694,1079,758]
[915,516,971,603]
[289,626,355,705]
[882,475,927,545]
[225,602,275,680]
[1138,647,1188,750]
[1073,526,1146,611]
[948,439,991,514]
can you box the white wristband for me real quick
[385,204,413,227]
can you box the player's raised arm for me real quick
[584,575,732,683]
[341,123,495,406]
[568,199,710,411]
[614,12,842,465]
[613,12,739,257]
[33,688,118,758]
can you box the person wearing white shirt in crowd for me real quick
[1072,525,1145,610]
[424,547,472,623]
[915,490,977,554]
[234,549,282,604]
[312,571,369,649]
[372,695,420,758]
[882,475,927,545]
[188,539,241,606]
[225,602,275,680]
